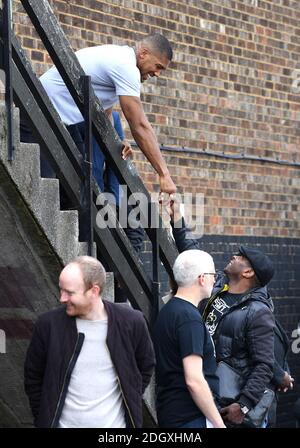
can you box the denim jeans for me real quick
[71,121,121,206]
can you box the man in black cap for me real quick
[168,202,276,427]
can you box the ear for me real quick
[91,284,101,296]
[243,268,255,280]
[198,274,205,287]
[138,47,150,59]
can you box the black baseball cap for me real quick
[238,245,274,287]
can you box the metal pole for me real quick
[82,75,93,256]
[151,206,160,325]
[3,0,15,161]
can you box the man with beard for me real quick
[24,256,155,428]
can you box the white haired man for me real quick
[153,250,225,428]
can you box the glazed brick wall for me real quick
[8,0,300,238]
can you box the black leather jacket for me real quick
[24,301,155,428]
[172,219,275,410]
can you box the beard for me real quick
[64,302,89,318]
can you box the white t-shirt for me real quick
[58,318,126,428]
[40,45,141,125]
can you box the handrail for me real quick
[0,30,155,322]
[19,0,178,277]
[0,0,179,324]
[82,75,93,256]
[2,0,14,161]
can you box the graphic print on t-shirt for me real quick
[205,293,244,336]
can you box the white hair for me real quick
[173,250,215,287]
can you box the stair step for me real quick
[0,105,20,148]
[33,178,60,247]
[17,143,42,202]
[0,103,115,302]
[56,210,79,264]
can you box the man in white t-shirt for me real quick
[38,33,176,196]
[24,256,155,428]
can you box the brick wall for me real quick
[134,149,300,238]
[9,0,300,238]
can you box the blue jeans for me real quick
[66,122,144,255]
[74,121,121,206]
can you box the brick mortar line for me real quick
[146,141,299,159]
[14,19,300,86]
[12,0,300,38]
[138,176,300,199]
[49,4,300,43]
[141,81,300,107]
[89,0,300,29]
[137,163,300,178]
[216,0,300,22]
[147,119,300,147]
[13,5,300,49]
[146,112,300,141]
[121,0,300,34]
[134,146,300,169]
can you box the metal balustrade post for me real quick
[151,212,160,326]
[82,75,93,255]
[3,0,15,161]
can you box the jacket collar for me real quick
[203,272,274,320]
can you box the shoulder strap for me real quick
[202,283,229,320]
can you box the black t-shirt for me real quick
[153,297,219,427]
[205,292,245,337]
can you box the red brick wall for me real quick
[10,0,300,238]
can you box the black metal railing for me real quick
[82,75,93,257]
[2,0,14,161]
[0,0,178,326]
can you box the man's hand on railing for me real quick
[121,140,133,160]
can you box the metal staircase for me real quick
[0,0,179,427]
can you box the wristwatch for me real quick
[239,403,250,415]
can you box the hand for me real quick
[159,173,177,195]
[277,372,294,392]
[121,140,133,160]
[167,193,183,222]
[220,403,245,425]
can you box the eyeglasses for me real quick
[202,273,218,281]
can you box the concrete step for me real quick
[0,102,115,303]
[0,105,76,260]
[34,178,61,247]
[56,210,79,264]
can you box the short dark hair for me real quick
[141,33,173,61]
